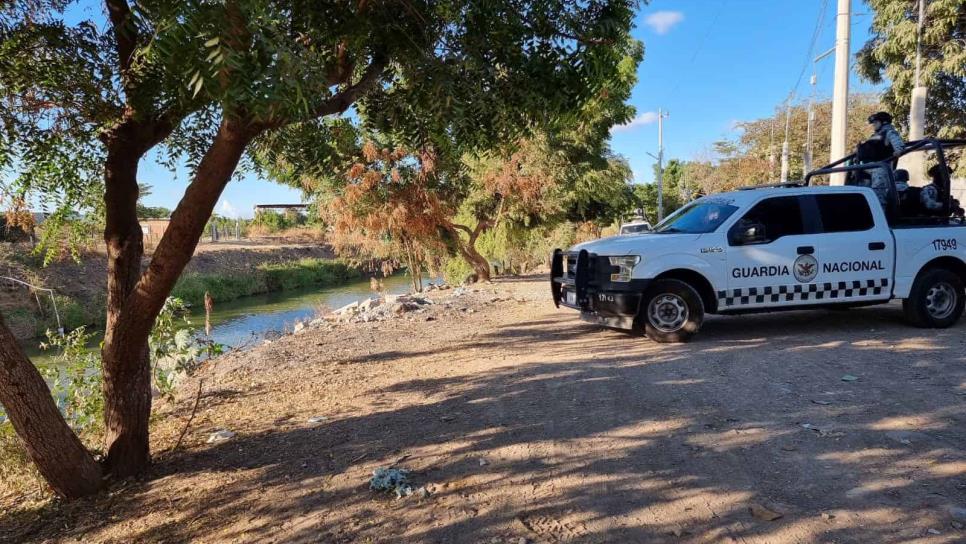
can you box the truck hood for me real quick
[570,233,704,256]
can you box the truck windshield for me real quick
[653,201,739,234]
[620,223,651,234]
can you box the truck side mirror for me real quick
[730,221,765,245]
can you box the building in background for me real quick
[139,218,171,246]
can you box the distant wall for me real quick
[953,178,965,203]
[140,219,170,245]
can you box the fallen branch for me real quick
[169,379,205,454]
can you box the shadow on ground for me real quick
[3,302,964,543]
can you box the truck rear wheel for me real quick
[639,279,704,343]
[902,268,965,328]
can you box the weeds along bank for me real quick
[0,244,352,340]
[171,258,359,306]
[0,298,218,502]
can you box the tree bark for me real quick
[0,314,103,498]
[100,140,152,478]
[447,224,491,282]
[100,118,255,475]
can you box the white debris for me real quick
[207,429,236,443]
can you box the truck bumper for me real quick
[550,249,649,330]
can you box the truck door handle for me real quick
[797,246,814,255]
[869,242,886,251]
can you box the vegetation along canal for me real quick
[22,273,422,366]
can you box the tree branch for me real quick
[553,31,615,46]
[259,53,387,130]
[112,117,258,343]
[316,53,388,117]
[448,223,473,237]
[105,0,138,91]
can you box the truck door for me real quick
[804,192,894,302]
[724,195,811,309]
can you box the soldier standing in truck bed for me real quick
[866,111,906,206]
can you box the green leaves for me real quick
[859,0,966,140]
[3,0,644,242]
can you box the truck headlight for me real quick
[608,255,640,282]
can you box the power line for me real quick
[788,0,830,103]
[780,0,830,182]
[667,0,729,97]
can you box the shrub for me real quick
[149,297,222,397]
[442,256,474,285]
[260,259,357,291]
[0,298,216,496]
[171,273,265,306]
[36,327,104,434]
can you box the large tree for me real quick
[260,38,642,282]
[0,0,641,498]
[858,0,966,138]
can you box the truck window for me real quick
[814,193,874,232]
[652,201,738,234]
[728,196,805,245]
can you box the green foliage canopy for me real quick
[858,0,966,138]
[2,0,644,215]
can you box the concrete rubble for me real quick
[280,280,506,335]
[327,292,440,323]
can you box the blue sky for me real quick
[133,0,885,216]
[612,0,883,185]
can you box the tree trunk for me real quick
[447,224,491,282]
[461,242,491,282]
[0,314,103,498]
[100,118,255,476]
[100,144,152,478]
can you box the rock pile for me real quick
[329,293,435,323]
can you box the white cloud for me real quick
[218,199,240,219]
[612,111,660,133]
[644,11,684,35]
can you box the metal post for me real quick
[804,75,815,174]
[805,47,836,174]
[829,0,851,185]
[657,108,665,221]
[904,0,928,185]
[780,101,793,182]
[647,109,669,221]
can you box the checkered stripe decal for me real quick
[717,278,890,307]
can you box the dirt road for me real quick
[3,275,964,543]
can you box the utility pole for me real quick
[647,109,670,221]
[768,121,777,177]
[829,0,851,185]
[780,100,793,183]
[903,0,928,184]
[805,47,837,174]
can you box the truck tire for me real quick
[902,268,965,328]
[639,279,704,343]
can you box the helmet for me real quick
[868,111,893,124]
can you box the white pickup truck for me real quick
[551,139,966,342]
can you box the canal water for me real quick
[23,273,423,366]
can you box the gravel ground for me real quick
[2,274,964,543]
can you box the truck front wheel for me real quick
[903,268,965,328]
[639,279,704,343]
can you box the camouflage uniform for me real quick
[868,123,905,206]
